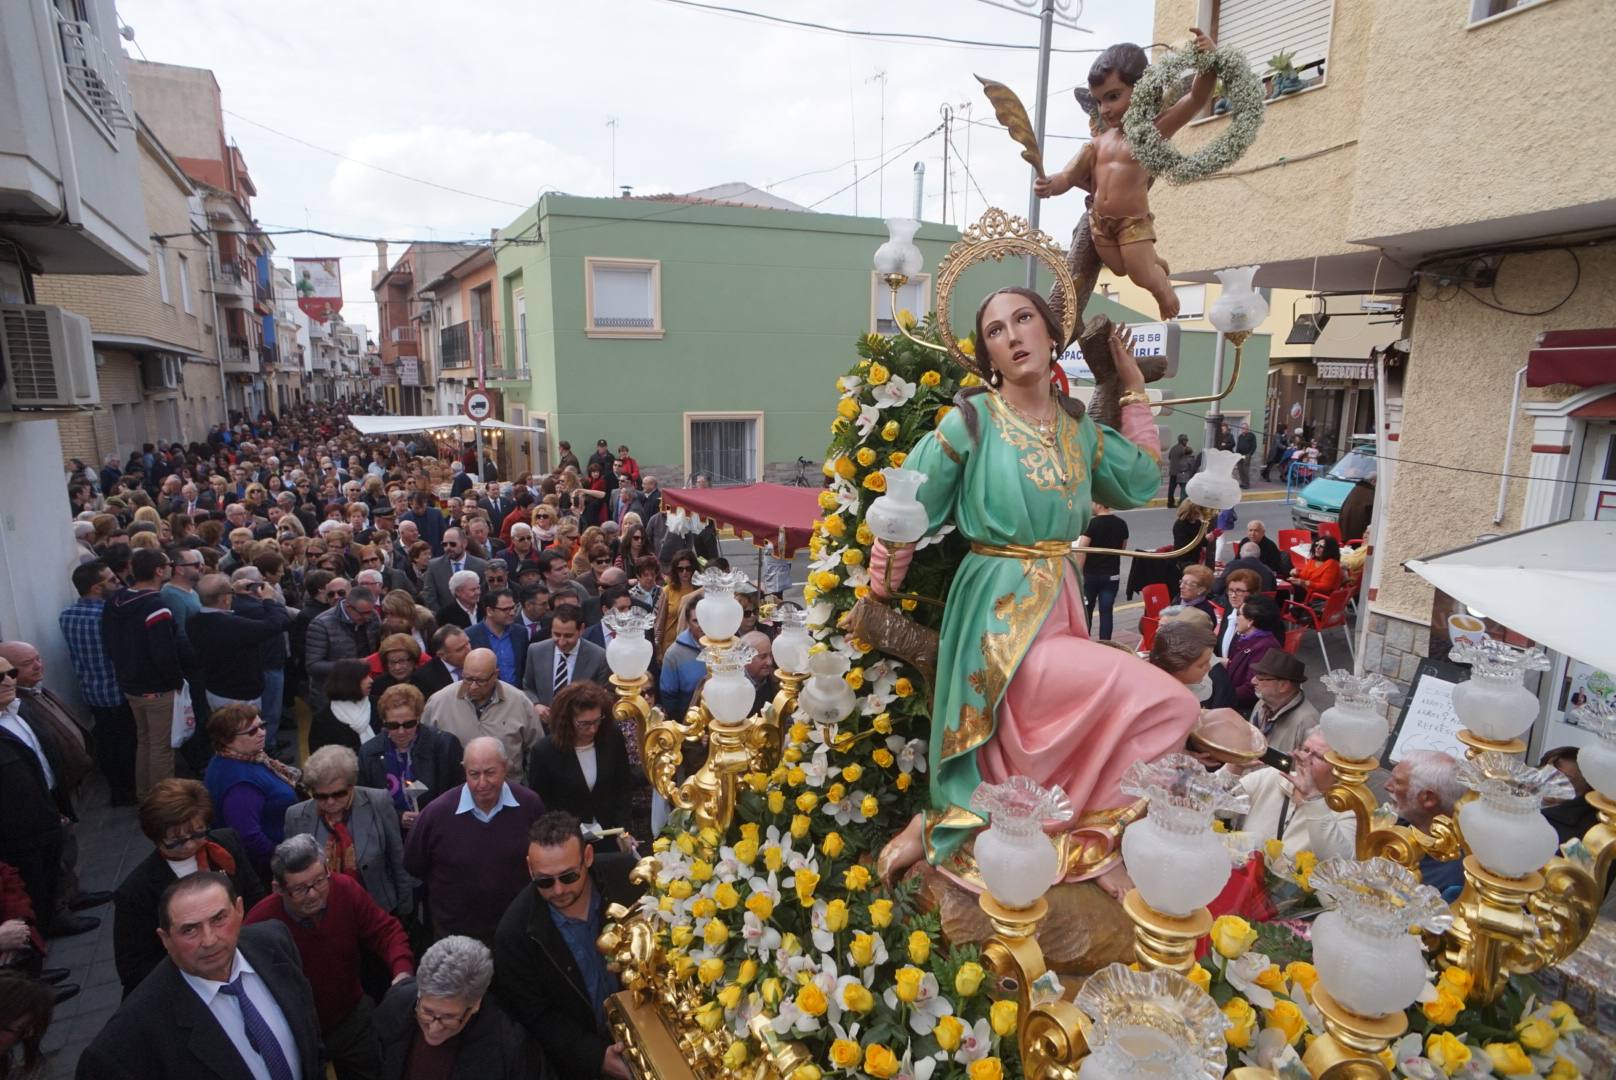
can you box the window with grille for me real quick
[1212,0,1334,84]
[871,273,932,335]
[689,417,759,486]
[586,258,662,337]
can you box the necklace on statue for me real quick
[999,390,1059,446]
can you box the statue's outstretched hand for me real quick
[1033,173,1070,199]
[1108,322,1147,395]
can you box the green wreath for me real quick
[1122,43,1265,184]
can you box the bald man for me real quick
[420,649,543,785]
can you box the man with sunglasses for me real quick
[494,811,638,1079]
[245,835,413,1080]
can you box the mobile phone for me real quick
[1261,746,1294,774]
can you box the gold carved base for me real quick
[606,990,701,1080]
[1456,730,1527,758]
[1121,889,1210,974]
[1301,986,1404,1080]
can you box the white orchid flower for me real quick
[953,1018,994,1063]
[823,792,868,827]
[846,933,889,974]
[1224,951,1278,1010]
[808,546,844,574]
[1237,1028,1306,1076]
[805,599,835,628]
[768,996,820,1036]
[740,911,780,955]
[856,404,882,439]
[898,1044,938,1080]
[799,749,832,789]
[881,972,953,1035]
[844,566,871,589]
[887,735,929,774]
[916,523,955,550]
[872,374,917,410]
[828,479,860,516]
[837,374,863,396]
[729,994,764,1039]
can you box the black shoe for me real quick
[39,968,70,986]
[51,983,80,1005]
[69,890,113,911]
[46,913,99,938]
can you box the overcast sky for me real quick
[117,0,1155,330]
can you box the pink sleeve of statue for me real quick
[867,540,915,600]
[1119,403,1162,463]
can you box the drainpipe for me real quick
[1494,364,1529,525]
[911,162,925,220]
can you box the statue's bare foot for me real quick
[1095,859,1135,903]
[878,813,925,886]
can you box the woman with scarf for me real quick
[283,745,413,917]
[357,684,464,833]
[202,704,302,881]
[310,658,378,753]
[112,779,266,997]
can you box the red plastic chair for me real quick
[1317,521,1343,543]
[1284,586,1356,669]
[1138,584,1171,653]
[1278,529,1312,572]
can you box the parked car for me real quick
[1291,436,1377,532]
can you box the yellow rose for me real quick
[968,1058,1003,1080]
[746,892,774,920]
[1254,964,1285,991]
[703,918,729,948]
[842,763,864,783]
[840,980,874,1013]
[780,933,800,956]
[657,896,675,913]
[716,983,743,1009]
[1517,1017,1559,1052]
[936,406,954,422]
[695,1000,724,1032]
[696,954,725,983]
[853,584,871,600]
[791,1067,822,1080]
[861,794,880,818]
[906,930,930,965]
[845,668,864,691]
[795,791,818,813]
[1263,837,1285,861]
[669,925,694,949]
[820,832,844,859]
[795,981,828,1017]
[862,471,886,492]
[1266,1000,1306,1045]
[834,456,857,480]
[840,548,863,567]
[1294,849,1318,888]
[1187,964,1211,992]
[864,1043,899,1079]
[868,899,894,928]
[844,865,871,892]
[673,954,696,980]
[785,763,805,781]
[897,773,912,791]
[822,898,848,933]
[849,932,877,967]
[1221,997,1257,1049]
[831,417,848,434]
[1284,961,1319,995]
[761,977,782,1005]
[879,420,899,443]
[767,791,785,814]
[826,783,846,804]
[894,677,913,697]
[990,1000,1018,1037]
[873,712,893,733]
[1548,1056,1582,1079]
[794,868,819,905]
[855,522,874,546]
[1549,1000,1584,1033]
[855,447,876,468]
[722,1041,748,1068]
[872,748,895,768]
[868,362,891,386]
[1210,915,1258,959]
[836,397,859,420]
[689,898,717,920]
[955,961,986,996]
[1485,1041,1536,1076]
[894,965,924,1003]
[960,372,981,387]
[921,369,942,387]
[1422,986,1465,1026]
[821,513,845,538]
[809,570,839,595]
[1427,1032,1474,1075]
[790,813,810,839]
[734,837,759,867]
[801,582,819,604]
[817,489,839,512]
[738,959,757,985]
[829,1039,861,1069]
[957,339,976,359]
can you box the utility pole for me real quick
[939,105,953,225]
[605,119,619,196]
[961,102,974,225]
[868,71,888,216]
[1025,0,1055,287]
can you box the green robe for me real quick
[902,391,1161,863]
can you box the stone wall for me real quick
[1361,610,1432,709]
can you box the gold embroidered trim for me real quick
[923,805,987,864]
[1093,422,1104,471]
[987,395,1086,496]
[969,539,1072,559]
[935,428,963,465]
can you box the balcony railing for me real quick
[214,257,252,300]
[54,11,134,133]
[439,322,472,370]
[438,322,527,378]
[222,341,257,373]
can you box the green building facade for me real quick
[491,194,1267,485]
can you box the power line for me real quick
[220,110,532,208]
[807,125,945,210]
[948,135,991,209]
[647,0,1106,52]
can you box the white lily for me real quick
[887,735,929,774]
[872,374,917,410]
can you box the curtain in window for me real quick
[592,267,654,328]
[691,419,756,485]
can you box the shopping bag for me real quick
[170,691,196,748]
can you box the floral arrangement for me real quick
[638,316,1026,1078]
[1193,914,1593,1079]
[1122,42,1265,184]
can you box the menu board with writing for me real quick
[1386,658,1471,764]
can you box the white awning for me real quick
[346,415,537,436]
[1405,519,1616,673]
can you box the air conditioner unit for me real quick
[0,304,98,409]
[140,353,182,392]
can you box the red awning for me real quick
[1526,328,1616,388]
[661,483,822,557]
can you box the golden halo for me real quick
[934,207,1078,379]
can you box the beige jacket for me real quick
[421,679,542,785]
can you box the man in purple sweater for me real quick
[403,736,544,943]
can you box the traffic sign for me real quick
[462,390,492,423]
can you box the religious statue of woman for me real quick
[872,285,1205,899]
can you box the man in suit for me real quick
[1214,542,1279,597]
[466,589,530,688]
[522,608,609,720]
[417,626,470,699]
[484,484,517,543]
[422,528,487,611]
[77,872,323,1080]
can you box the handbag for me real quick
[170,690,197,749]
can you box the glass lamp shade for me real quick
[969,777,1072,909]
[1318,669,1396,760]
[1457,752,1575,878]
[864,468,930,544]
[1120,754,1249,917]
[1207,265,1269,334]
[1183,449,1243,511]
[1570,700,1616,799]
[1075,964,1230,1080]
[1449,640,1551,742]
[692,567,748,641]
[602,608,656,680]
[770,603,813,675]
[700,644,757,723]
[1309,858,1452,1018]
[872,217,924,277]
[798,651,856,726]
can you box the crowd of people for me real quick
[7,399,791,1078]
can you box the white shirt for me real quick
[575,744,598,791]
[455,781,519,824]
[1237,767,1356,861]
[167,854,200,878]
[0,702,55,791]
[180,949,301,1080]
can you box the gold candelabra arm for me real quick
[1520,856,1601,972]
[754,671,806,775]
[979,895,1086,1077]
[1080,506,1213,561]
[643,711,696,816]
[885,276,950,355]
[1325,751,1437,872]
[1168,329,1249,406]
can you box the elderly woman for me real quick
[359,684,464,832]
[1227,593,1287,711]
[284,746,413,916]
[201,703,301,879]
[374,936,536,1079]
[1216,568,1262,658]
[370,633,433,703]
[113,779,266,997]
[1177,564,1219,624]
[526,683,634,844]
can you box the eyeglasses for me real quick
[381,718,419,732]
[461,672,496,685]
[312,787,352,803]
[235,722,265,738]
[530,865,584,891]
[159,828,209,851]
[327,588,348,598]
[415,999,474,1029]
[491,605,517,614]
[0,670,15,683]
[285,872,331,899]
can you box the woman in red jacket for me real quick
[1289,536,1343,598]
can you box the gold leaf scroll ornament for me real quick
[975,76,1044,178]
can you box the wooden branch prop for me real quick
[975,75,1044,178]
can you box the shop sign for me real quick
[1315,361,1373,380]
[398,357,420,387]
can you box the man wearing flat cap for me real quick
[1247,651,1318,754]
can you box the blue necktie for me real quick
[218,975,295,1080]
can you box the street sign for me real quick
[462,389,492,423]
[1057,321,1180,384]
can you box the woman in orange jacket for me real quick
[1289,535,1343,597]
